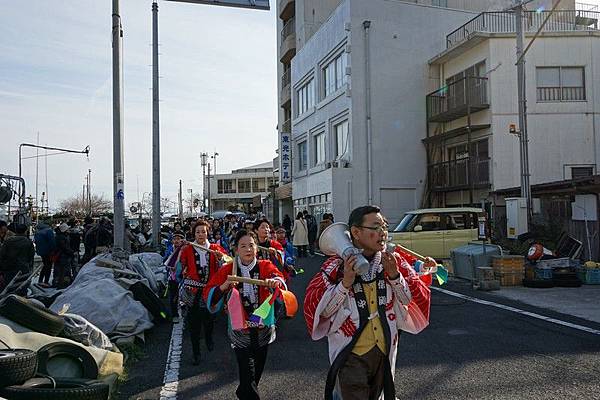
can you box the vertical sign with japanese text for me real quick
[280,132,292,183]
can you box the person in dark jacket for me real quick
[34,222,56,284]
[282,214,292,239]
[303,210,318,256]
[82,216,95,264]
[68,218,82,266]
[0,223,34,290]
[53,223,74,288]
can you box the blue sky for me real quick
[0,0,277,210]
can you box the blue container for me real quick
[534,267,553,280]
[584,269,600,285]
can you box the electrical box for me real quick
[506,197,528,239]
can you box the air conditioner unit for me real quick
[325,161,333,168]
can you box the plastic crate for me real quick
[536,258,571,269]
[496,271,523,286]
[583,269,600,285]
[492,256,525,274]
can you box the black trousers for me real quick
[39,255,53,284]
[338,347,387,400]
[186,298,214,357]
[234,344,269,400]
[168,280,179,317]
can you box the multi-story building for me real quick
[281,0,502,224]
[275,0,345,221]
[424,3,600,212]
[275,0,585,225]
[208,161,278,213]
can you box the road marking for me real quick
[431,287,600,336]
[159,319,184,400]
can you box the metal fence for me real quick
[429,158,490,190]
[427,76,488,121]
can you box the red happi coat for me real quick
[202,259,287,306]
[180,242,227,291]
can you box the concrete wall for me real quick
[348,0,474,221]
[489,34,600,190]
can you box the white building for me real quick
[208,161,278,213]
[425,4,600,209]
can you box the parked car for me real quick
[389,207,484,259]
[211,210,232,220]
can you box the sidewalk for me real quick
[489,285,600,324]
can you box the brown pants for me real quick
[338,347,387,400]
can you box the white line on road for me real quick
[432,286,600,336]
[159,320,184,400]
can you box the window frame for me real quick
[536,66,586,102]
[322,51,348,99]
[297,140,308,172]
[313,131,326,167]
[334,120,350,160]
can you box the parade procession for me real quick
[2,0,600,399]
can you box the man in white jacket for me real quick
[304,206,434,400]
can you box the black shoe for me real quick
[192,354,201,366]
[206,341,214,352]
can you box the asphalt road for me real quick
[118,255,600,400]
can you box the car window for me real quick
[394,214,417,232]
[416,213,443,231]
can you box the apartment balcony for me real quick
[446,10,599,48]
[429,157,491,192]
[280,69,291,106]
[279,0,295,21]
[427,76,489,123]
[281,118,291,133]
[280,18,296,63]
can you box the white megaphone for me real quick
[318,222,370,275]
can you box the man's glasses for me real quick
[356,225,389,233]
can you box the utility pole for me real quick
[88,169,92,215]
[514,1,532,227]
[112,0,125,251]
[207,163,212,216]
[178,179,183,221]
[151,0,161,249]
[200,153,208,212]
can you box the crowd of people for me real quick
[1,205,438,400]
[0,216,118,291]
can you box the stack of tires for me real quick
[0,295,110,399]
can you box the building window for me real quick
[218,179,236,194]
[297,78,315,116]
[572,166,593,179]
[314,132,326,166]
[536,67,585,102]
[297,141,308,171]
[252,178,266,193]
[238,179,251,193]
[324,52,348,98]
[334,120,349,159]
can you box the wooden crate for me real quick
[492,255,525,274]
[496,271,524,286]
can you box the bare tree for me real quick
[58,194,112,217]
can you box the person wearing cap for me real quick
[53,223,74,288]
[0,223,34,291]
[164,230,186,322]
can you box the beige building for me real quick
[209,161,278,213]
[424,3,599,209]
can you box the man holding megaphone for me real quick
[304,205,435,400]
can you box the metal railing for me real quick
[282,69,291,87]
[537,86,586,102]
[429,158,490,190]
[281,17,296,41]
[281,118,291,133]
[446,10,600,48]
[577,2,599,12]
[427,76,488,121]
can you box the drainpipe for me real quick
[363,20,373,205]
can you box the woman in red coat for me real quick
[179,220,227,365]
[203,229,286,400]
[254,218,288,280]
